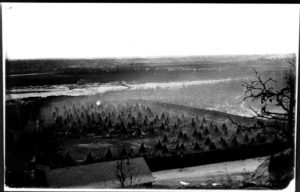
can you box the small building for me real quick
[42,157,155,188]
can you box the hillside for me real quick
[6,54,291,75]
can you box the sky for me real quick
[3,3,300,59]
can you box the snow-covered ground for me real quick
[152,156,268,188]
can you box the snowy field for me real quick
[152,156,268,188]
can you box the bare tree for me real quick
[115,146,141,188]
[239,56,296,146]
[115,157,141,188]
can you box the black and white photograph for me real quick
[3,3,299,190]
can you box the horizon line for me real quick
[5,53,296,61]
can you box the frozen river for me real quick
[6,77,246,99]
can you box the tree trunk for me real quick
[287,77,295,149]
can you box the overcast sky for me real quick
[3,3,299,59]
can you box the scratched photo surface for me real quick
[3,3,298,190]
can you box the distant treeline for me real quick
[6,55,289,75]
[6,56,290,88]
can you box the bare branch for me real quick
[285,56,296,67]
[227,115,242,129]
[227,115,262,131]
